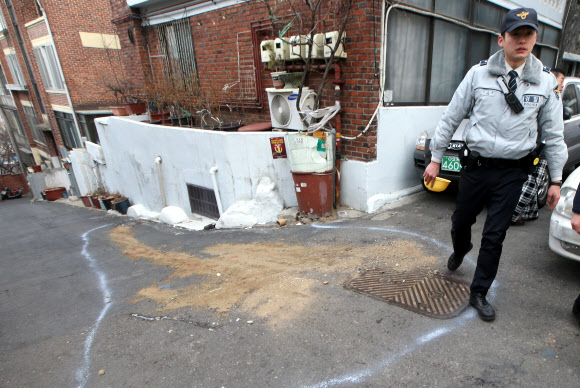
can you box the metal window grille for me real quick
[5,53,26,87]
[156,18,198,82]
[234,33,258,100]
[186,183,220,219]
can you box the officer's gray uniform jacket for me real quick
[430,49,567,181]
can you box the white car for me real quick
[549,166,580,262]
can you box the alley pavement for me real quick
[1,190,579,387]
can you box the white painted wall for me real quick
[69,148,102,196]
[94,117,297,217]
[340,106,446,212]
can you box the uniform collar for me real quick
[487,49,542,84]
[505,60,525,78]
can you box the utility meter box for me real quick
[260,40,274,63]
[309,33,325,59]
[289,35,307,60]
[324,31,346,59]
[274,38,290,61]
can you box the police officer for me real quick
[423,8,567,322]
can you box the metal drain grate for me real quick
[345,268,470,319]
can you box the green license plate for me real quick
[441,156,462,172]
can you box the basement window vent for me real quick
[186,183,219,220]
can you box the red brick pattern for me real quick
[0,173,30,194]
[26,20,49,41]
[48,93,69,106]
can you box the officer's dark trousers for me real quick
[451,165,528,296]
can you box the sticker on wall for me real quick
[270,137,287,159]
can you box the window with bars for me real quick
[5,53,26,87]
[156,18,198,82]
[54,111,81,150]
[386,1,561,105]
[33,44,65,91]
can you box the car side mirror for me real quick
[563,107,572,120]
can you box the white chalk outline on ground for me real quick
[303,224,495,388]
[75,224,113,388]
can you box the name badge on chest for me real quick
[522,95,540,108]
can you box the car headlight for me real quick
[555,186,577,219]
[416,131,427,150]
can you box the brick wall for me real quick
[26,20,49,41]
[0,173,30,194]
[110,0,381,162]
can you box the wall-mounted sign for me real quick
[270,137,287,159]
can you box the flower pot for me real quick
[31,165,42,173]
[100,195,117,210]
[111,106,128,116]
[271,71,286,89]
[80,196,92,207]
[44,187,66,201]
[149,110,171,122]
[112,197,130,214]
[90,195,102,209]
[123,103,147,115]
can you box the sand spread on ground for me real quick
[110,225,438,324]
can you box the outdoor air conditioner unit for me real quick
[324,31,346,59]
[267,87,316,131]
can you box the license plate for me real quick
[441,156,462,172]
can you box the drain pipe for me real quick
[155,156,166,208]
[209,166,223,216]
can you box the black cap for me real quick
[501,8,538,33]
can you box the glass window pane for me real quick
[34,47,52,89]
[469,31,490,67]
[434,0,470,21]
[562,85,578,115]
[45,45,64,90]
[386,10,430,103]
[539,47,557,69]
[542,24,559,46]
[474,1,501,31]
[400,0,433,11]
[429,20,468,103]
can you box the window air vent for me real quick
[186,183,220,219]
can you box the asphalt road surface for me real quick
[1,192,579,387]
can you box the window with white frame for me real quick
[385,1,561,105]
[0,64,9,95]
[5,52,26,87]
[2,107,25,138]
[33,44,65,91]
[0,9,7,31]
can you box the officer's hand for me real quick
[423,162,441,187]
[572,213,580,235]
[547,185,561,210]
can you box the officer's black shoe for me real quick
[573,294,580,326]
[469,293,495,322]
[447,243,473,271]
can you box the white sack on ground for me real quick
[159,206,189,225]
[216,177,284,229]
[127,204,160,221]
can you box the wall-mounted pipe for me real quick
[209,166,223,216]
[155,156,166,208]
